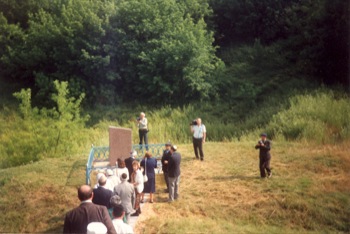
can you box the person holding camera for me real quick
[255,133,272,178]
[137,112,148,150]
[190,118,206,161]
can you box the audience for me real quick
[168,145,181,202]
[106,169,120,191]
[161,142,172,192]
[63,185,116,234]
[125,151,136,182]
[115,158,130,182]
[94,172,105,189]
[112,204,134,234]
[108,195,121,219]
[140,152,157,203]
[114,173,135,223]
[92,174,113,209]
[131,161,144,216]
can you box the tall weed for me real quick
[0,81,89,168]
[268,91,350,143]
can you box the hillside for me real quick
[0,141,349,233]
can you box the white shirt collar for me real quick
[81,199,92,204]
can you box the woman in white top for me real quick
[131,160,144,216]
[114,158,129,181]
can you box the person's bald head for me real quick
[78,185,93,201]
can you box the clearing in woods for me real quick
[0,141,349,233]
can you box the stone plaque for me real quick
[109,126,132,166]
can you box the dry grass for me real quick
[0,141,349,233]
[135,141,350,233]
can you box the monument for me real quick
[109,126,132,166]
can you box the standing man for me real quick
[168,145,181,202]
[161,142,172,192]
[190,118,206,161]
[255,133,272,178]
[92,175,114,208]
[113,173,135,223]
[125,150,136,182]
[112,204,134,234]
[137,112,148,150]
[63,185,116,234]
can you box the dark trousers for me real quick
[259,155,271,177]
[193,137,204,159]
[139,129,148,150]
[163,171,169,190]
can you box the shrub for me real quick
[268,91,350,143]
[0,80,89,168]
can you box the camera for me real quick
[190,119,197,126]
[137,117,141,121]
[258,140,263,145]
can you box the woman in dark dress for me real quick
[140,152,157,203]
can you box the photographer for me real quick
[137,112,148,150]
[190,118,206,161]
[255,133,272,178]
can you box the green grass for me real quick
[0,141,349,233]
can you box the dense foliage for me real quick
[210,0,349,87]
[0,0,348,107]
[0,0,220,105]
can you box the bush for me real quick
[268,91,350,143]
[0,80,89,168]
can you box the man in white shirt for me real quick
[137,112,148,150]
[190,118,206,161]
[112,204,134,234]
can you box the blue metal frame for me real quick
[86,143,165,185]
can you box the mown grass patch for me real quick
[136,141,350,233]
[0,141,349,233]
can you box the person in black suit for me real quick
[161,142,172,192]
[63,185,116,234]
[125,151,136,182]
[92,174,113,208]
[168,145,181,202]
[255,133,272,178]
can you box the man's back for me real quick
[125,157,135,179]
[64,202,116,234]
[168,152,181,177]
[93,186,113,208]
[112,219,134,234]
[114,181,134,213]
[161,150,171,172]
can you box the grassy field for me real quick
[0,140,349,233]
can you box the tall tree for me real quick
[109,0,221,103]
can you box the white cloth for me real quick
[94,180,113,190]
[87,222,107,234]
[114,168,130,181]
[192,124,206,139]
[112,219,134,234]
[107,175,120,191]
[134,170,144,193]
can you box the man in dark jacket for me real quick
[92,174,113,208]
[161,142,172,192]
[63,185,116,234]
[255,133,272,178]
[168,145,181,202]
[125,151,136,182]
